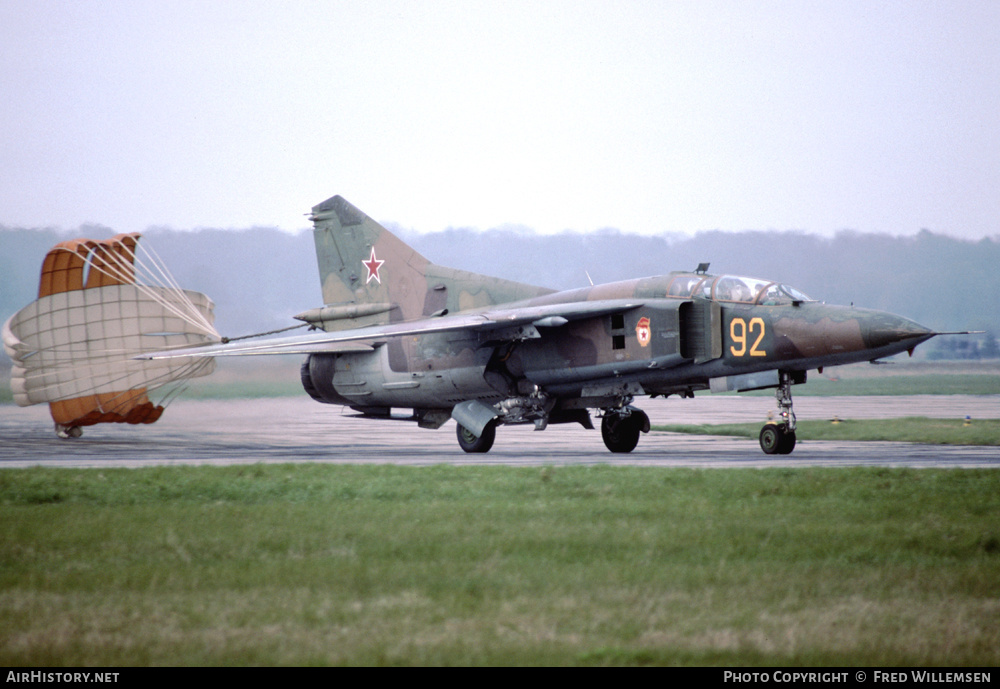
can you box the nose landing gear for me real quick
[759,372,797,455]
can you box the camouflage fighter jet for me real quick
[132,194,944,455]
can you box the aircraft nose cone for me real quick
[863,313,935,351]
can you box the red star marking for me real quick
[363,247,384,284]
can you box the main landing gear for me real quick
[456,407,651,454]
[600,407,650,453]
[456,419,497,453]
[759,372,797,455]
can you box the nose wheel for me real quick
[759,423,796,454]
[759,372,797,455]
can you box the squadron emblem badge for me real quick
[635,316,651,347]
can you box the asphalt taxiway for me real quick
[1,395,997,469]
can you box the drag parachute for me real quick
[2,233,220,436]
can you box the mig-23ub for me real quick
[4,195,939,454]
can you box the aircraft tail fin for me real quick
[301,195,552,331]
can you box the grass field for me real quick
[2,359,999,403]
[763,361,1000,397]
[1,465,998,666]
[654,418,1000,446]
[147,359,1000,398]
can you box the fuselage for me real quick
[304,271,933,414]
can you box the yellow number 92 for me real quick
[729,317,767,357]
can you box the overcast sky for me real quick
[2,1,998,239]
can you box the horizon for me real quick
[2,219,998,244]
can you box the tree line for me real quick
[3,224,998,361]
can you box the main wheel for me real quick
[601,414,641,453]
[456,421,496,453]
[759,424,796,455]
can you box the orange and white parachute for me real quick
[2,233,220,437]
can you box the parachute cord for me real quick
[220,323,309,344]
[131,242,219,337]
[66,240,219,339]
[122,242,219,338]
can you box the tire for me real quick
[601,414,641,453]
[456,421,496,453]
[760,424,796,455]
[777,429,796,455]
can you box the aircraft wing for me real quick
[136,298,644,360]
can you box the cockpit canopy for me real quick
[666,273,814,305]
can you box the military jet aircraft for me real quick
[139,194,938,455]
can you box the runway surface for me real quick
[2,394,998,469]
